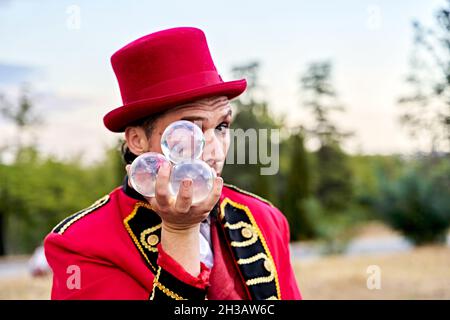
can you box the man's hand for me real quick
[126,161,223,231]
[126,161,223,276]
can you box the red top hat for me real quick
[103,27,247,132]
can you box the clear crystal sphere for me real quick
[169,159,215,204]
[129,152,169,197]
[161,120,205,163]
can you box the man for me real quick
[44,27,301,300]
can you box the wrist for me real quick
[160,222,201,277]
[161,221,200,234]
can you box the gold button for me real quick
[264,259,272,272]
[241,227,253,239]
[147,234,159,246]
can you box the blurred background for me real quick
[0,0,449,299]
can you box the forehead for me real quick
[165,96,232,122]
[175,96,230,112]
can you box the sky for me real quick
[0,0,447,162]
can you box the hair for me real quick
[121,112,163,164]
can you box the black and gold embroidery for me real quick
[149,266,206,301]
[122,179,281,300]
[219,197,281,300]
[52,195,110,235]
[123,202,162,273]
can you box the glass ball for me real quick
[129,152,169,197]
[169,159,215,204]
[161,120,205,163]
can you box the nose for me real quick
[202,128,225,166]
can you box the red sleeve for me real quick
[277,210,303,300]
[149,243,210,300]
[44,233,148,300]
[156,243,210,289]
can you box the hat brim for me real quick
[103,79,247,132]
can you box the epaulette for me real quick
[52,195,110,235]
[223,183,274,207]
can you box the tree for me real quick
[0,150,120,254]
[0,84,41,159]
[0,86,41,255]
[376,159,450,245]
[222,61,282,203]
[314,144,354,211]
[299,61,353,213]
[399,0,450,154]
[281,128,316,240]
[300,61,351,148]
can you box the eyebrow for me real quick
[180,109,232,122]
[180,115,207,122]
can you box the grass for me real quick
[0,274,52,300]
[0,245,449,299]
[294,245,450,299]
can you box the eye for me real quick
[215,122,229,134]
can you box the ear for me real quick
[124,126,149,156]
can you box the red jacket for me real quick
[44,179,302,300]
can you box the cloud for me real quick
[33,91,97,113]
[0,63,37,84]
[0,89,116,164]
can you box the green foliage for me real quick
[291,60,358,246]
[224,60,361,245]
[1,55,447,256]
[301,197,364,254]
[221,98,281,202]
[347,155,405,220]
[313,144,353,211]
[0,145,123,254]
[288,144,359,251]
[280,131,316,240]
[222,61,282,204]
[375,157,450,245]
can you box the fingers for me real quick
[127,159,222,220]
[155,162,172,208]
[174,179,193,213]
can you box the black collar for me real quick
[122,175,147,202]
